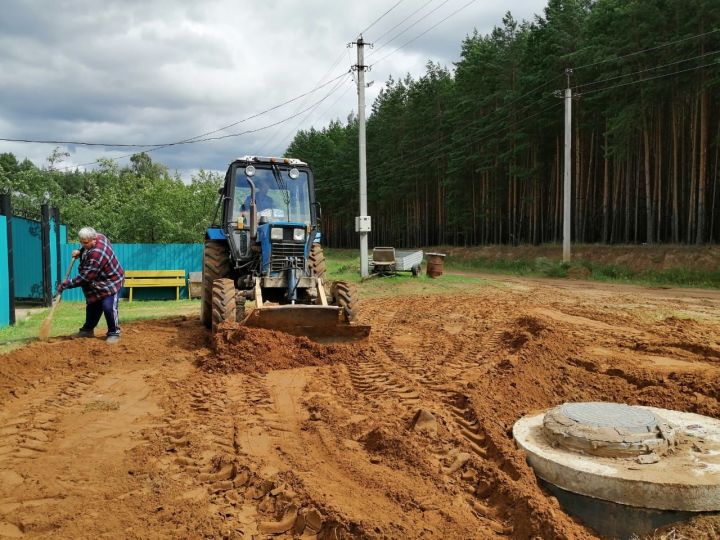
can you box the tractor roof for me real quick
[232,155,308,166]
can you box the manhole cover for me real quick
[543,401,675,457]
[560,402,658,434]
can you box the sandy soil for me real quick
[1,276,720,539]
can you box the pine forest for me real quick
[287,0,720,248]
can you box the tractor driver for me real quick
[243,178,274,214]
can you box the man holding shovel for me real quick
[58,227,124,343]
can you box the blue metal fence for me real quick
[0,216,9,327]
[10,216,67,301]
[60,243,203,302]
[12,217,44,300]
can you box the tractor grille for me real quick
[270,241,305,272]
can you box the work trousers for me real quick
[82,292,121,336]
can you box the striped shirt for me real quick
[66,233,124,302]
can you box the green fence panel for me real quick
[0,216,9,327]
[60,243,203,302]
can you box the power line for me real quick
[369,99,562,184]
[370,0,434,47]
[316,96,563,193]
[369,0,452,59]
[62,72,353,170]
[367,78,560,167]
[2,71,351,149]
[370,0,479,68]
[257,50,349,150]
[573,27,720,71]
[255,2,415,152]
[320,45,718,192]
[273,76,354,153]
[578,60,719,96]
[317,56,718,194]
[575,49,720,90]
[388,55,718,175]
[359,0,406,37]
[315,86,558,194]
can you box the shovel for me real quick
[39,255,77,341]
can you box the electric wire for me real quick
[316,96,562,192]
[317,56,717,194]
[370,0,434,45]
[369,0,452,58]
[316,101,563,194]
[312,75,562,192]
[365,76,562,170]
[271,75,355,153]
[577,60,719,96]
[368,98,561,185]
[573,27,720,71]
[257,49,349,150]
[366,46,720,179]
[1,71,351,149]
[62,71,353,170]
[359,0,405,36]
[574,49,720,90]
[226,1,411,153]
[369,0,479,68]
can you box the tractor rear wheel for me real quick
[330,280,356,322]
[309,243,326,279]
[201,239,231,328]
[212,278,236,332]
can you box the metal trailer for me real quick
[370,247,423,276]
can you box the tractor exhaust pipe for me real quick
[246,177,258,239]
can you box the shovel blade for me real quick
[245,305,370,341]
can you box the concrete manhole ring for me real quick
[514,404,720,512]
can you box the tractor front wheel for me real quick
[309,242,326,279]
[212,278,237,332]
[330,280,356,322]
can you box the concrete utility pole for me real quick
[562,69,573,263]
[351,36,372,278]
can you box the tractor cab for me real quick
[219,157,319,287]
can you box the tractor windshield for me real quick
[232,166,312,225]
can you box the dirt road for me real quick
[1,276,719,539]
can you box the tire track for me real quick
[149,370,357,538]
[0,371,100,465]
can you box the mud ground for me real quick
[1,276,720,539]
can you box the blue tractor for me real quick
[202,155,369,339]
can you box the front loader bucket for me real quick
[244,305,371,341]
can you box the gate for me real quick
[0,195,67,327]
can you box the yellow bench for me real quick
[124,270,186,302]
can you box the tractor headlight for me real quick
[270,227,283,240]
[293,228,305,242]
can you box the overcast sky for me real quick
[0,0,548,179]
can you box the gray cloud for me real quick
[1,0,547,177]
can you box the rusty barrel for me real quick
[425,253,446,278]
